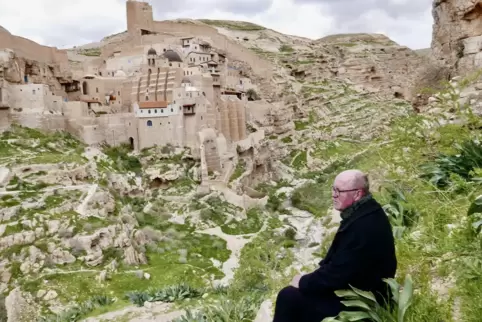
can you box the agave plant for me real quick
[420,139,482,188]
[126,283,203,307]
[382,187,419,239]
[467,194,482,233]
[322,274,414,322]
[174,293,263,322]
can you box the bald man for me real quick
[272,170,397,322]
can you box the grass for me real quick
[198,19,266,31]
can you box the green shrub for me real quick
[420,139,482,187]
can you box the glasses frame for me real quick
[332,187,361,197]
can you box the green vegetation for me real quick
[78,47,101,56]
[229,160,246,182]
[125,284,203,307]
[198,19,266,31]
[102,143,142,174]
[279,44,294,52]
[285,75,482,320]
[0,124,86,166]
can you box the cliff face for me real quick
[432,0,482,74]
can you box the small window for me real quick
[201,116,203,120]
[171,108,173,112]
[96,87,99,93]
[118,91,120,95]
[148,109,151,114]
[161,109,164,113]
[155,109,157,113]
[179,106,181,110]
[147,120,152,126]
[145,96,148,101]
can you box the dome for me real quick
[114,70,127,77]
[181,77,191,84]
[163,49,183,62]
[147,48,157,55]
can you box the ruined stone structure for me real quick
[432,0,482,74]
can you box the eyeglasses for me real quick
[332,186,360,197]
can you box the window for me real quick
[145,96,148,101]
[147,120,152,126]
[148,109,151,114]
[96,87,99,93]
[201,116,203,120]
[32,90,36,94]
[118,91,120,95]
[161,109,164,113]
[154,109,157,113]
[171,108,173,112]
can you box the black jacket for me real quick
[298,198,397,303]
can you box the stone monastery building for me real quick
[0,0,264,178]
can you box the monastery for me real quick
[0,0,267,181]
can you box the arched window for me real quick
[82,81,88,95]
[147,120,152,126]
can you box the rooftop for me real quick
[138,101,169,109]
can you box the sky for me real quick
[0,0,433,50]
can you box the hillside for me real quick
[3,13,482,322]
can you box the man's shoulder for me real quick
[349,199,390,228]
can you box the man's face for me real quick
[332,178,360,211]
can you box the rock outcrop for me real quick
[432,0,482,74]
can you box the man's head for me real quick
[332,169,370,211]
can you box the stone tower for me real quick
[126,0,154,37]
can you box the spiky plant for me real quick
[322,275,414,322]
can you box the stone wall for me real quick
[0,109,11,132]
[0,27,68,68]
[71,113,135,146]
[8,84,64,113]
[10,113,66,132]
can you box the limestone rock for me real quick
[43,290,58,301]
[253,299,273,322]
[5,287,40,322]
[432,0,482,74]
[49,248,76,265]
[124,245,147,266]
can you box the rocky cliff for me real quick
[432,0,482,74]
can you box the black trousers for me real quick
[272,286,343,322]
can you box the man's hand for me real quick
[290,274,303,288]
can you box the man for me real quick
[273,169,397,322]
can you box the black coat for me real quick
[298,197,397,304]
